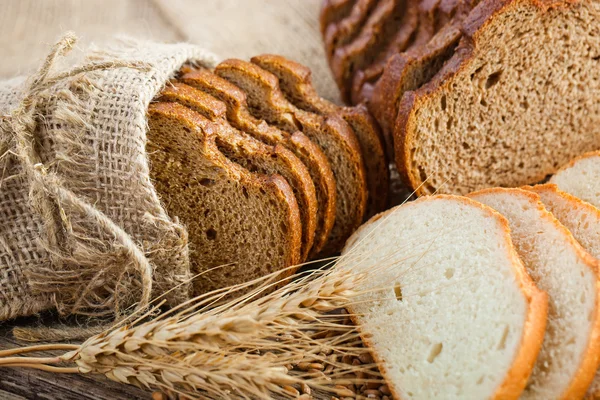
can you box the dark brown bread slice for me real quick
[251,54,389,219]
[330,0,407,103]
[395,0,600,196]
[323,0,378,62]
[214,59,368,254]
[147,102,302,295]
[157,82,318,261]
[369,19,463,150]
[349,0,420,105]
[320,0,357,35]
[179,67,337,257]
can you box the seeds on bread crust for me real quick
[157,82,318,261]
[179,67,337,257]
[251,54,389,219]
[147,102,302,295]
[215,59,367,255]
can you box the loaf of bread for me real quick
[340,195,547,399]
[469,188,600,400]
[321,0,600,195]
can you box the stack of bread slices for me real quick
[321,0,600,197]
[341,151,600,399]
[146,55,388,295]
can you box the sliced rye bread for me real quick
[251,54,389,218]
[323,0,378,64]
[394,0,600,196]
[340,195,547,399]
[469,188,600,400]
[179,67,337,258]
[330,0,407,103]
[550,151,600,209]
[320,0,357,35]
[157,82,318,261]
[369,19,463,147]
[147,102,302,294]
[214,59,368,255]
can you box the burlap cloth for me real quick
[0,34,218,321]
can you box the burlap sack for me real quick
[0,34,217,321]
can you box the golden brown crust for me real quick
[214,59,368,255]
[343,194,548,400]
[251,54,389,218]
[147,102,302,292]
[179,67,337,257]
[469,187,600,399]
[157,82,318,262]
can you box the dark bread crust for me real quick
[214,59,367,255]
[251,54,389,219]
[157,82,318,262]
[395,0,593,196]
[147,102,302,294]
[179,67,337,257]
[320,0,357,35]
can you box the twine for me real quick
[0,32,155,321]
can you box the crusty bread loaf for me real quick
[179,67,337,257]
[147,102,302,294]
[550,151,600,209]
[395,0,600,195]
[340,195,547,399]
[214,59,367,254]
[250,54,389,219]
[157,82,318,261]
[469,188,600,400]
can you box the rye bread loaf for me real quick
[250,54,389,218]
[395,0,600,196]
[469,188,600,400]
[550,151,600,210]
[179,67,337,257]
[214,59,368,254]
[340,195,547,399]
[157,82,318,261]
[147,102,302,294]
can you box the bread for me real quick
[214,59,368,254]
[550,151,600,209]
[250,54,389,218]
[394,0,600,195]
[340,195,547,399]
[179,67,337,257]
[157,82,318,261]
[469,188,600,400]
[147,102,302,294]
[320,0,357,35]
[368,9,467,146]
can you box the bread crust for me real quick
[552,150,600,176]
[179,67,337,257]
[147,102,302,293]
[394,0,591,196]
[251,54,389,219]
[157,82,318,261]
[470,187,600,399]
[343,194,548,400]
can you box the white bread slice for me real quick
[340,195,547,400]
[550,151,600,209]
[469,188,600,400]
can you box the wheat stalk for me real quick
[0,264,386,399]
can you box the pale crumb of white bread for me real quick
[550,151,600,210]
[469,188,600,400]
[338,195,547,400]
[525,183,600,399]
